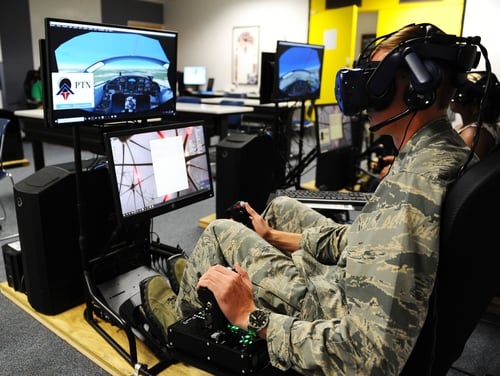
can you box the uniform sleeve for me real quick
[265,170,444,375]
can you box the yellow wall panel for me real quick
[375,5,464,36]
[309,7,357,103]
[309,0,465,102]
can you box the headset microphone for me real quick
[369,108,414,132]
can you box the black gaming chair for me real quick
[401,147,500,375]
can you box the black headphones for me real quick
[452,71,500,126]
[335,23,481,116]
[452,71,492,104]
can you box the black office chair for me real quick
[220,99,245,132]
[0,114,19,240]
[0,109,24,163]
[177,96,202,103]
[223,92,247,98]
[0,118,11,222]
[400,147,500,375]
[23,69,43,108]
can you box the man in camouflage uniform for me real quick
[143,24,481,375]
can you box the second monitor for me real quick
[103,120,214,227]
[315,103,363,190]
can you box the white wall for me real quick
[28,0,308,94]
[26,0,500,91]
[462,0,500,76]
[29,0,102,69]
[163,0,309,93]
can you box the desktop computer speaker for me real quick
[13,161,116,315]
[216,132,281,218]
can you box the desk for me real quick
[200,97,297,138]
[15,109,109,171]
[15,104,254,171]
[175,102,253,141]
[201,97,293,108]
[191,90,226,98]
[193,91,260,99]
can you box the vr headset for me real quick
[335,23,482,116]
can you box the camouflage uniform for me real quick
[176,117,477,375]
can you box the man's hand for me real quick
[244,202,271,238]
[196,263,256,331]
[379,155,395,180]
[244,201,301,252]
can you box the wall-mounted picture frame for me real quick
[232,26,259,85]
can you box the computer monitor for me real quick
[259,52,275,104]
[315,103,353,154]
[272,41,325,103]
[183,66,207,85]
[103,121,214,226]
[314,103,363,190]
[42,18,178,127]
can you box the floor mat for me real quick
[0,282,211,376]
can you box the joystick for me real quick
[224,201,252,228]
[197,286,228,331]
[167,274,270,374]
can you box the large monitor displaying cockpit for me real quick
[272,41,325,103]
[42,18,178,127]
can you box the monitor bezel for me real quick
[272,40,325,103]
[103,121,214,227]
[43,18,178,128]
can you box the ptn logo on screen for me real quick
[52,72,95,109]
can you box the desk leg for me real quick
[30,140,45,171]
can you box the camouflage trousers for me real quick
[176,196,338,318]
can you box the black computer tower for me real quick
[13,162,116,315]
[216,133,280,218]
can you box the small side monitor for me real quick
[104,121,214,227]
[314,103,365,190]
[315,103,353,154]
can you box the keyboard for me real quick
[273,189,372,211]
